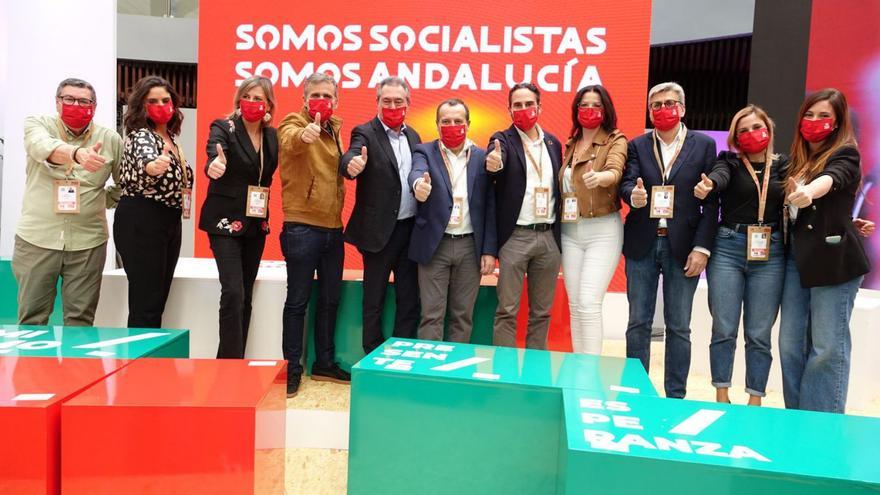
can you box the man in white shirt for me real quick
[485,83,564,349]
[408,99,497,342]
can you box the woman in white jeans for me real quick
[559,85,627,354]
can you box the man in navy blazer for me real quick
[485,82,563,350]
[619,82,719,399]
[408,99,497,342]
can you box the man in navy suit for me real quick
[619,82,719,399]
[408,99,497,342]
[485,83,563,349]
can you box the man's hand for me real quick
[348,146,367,177]
[631,177,647,208]
[480,255,496,276]
[76,142,106,173]
[684,250,709,278]
[854,218,876,238]
[486,139,503,172]
[300,112,322,144]
[414,172,432,202]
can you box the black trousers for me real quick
[361,217,420,354]
[209,230,266,359]
[113,196,182,328]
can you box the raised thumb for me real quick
[423,172,431,185]
[92,141,102,153]
[493,139,501,154]
[360,146,368,159]
[636,177,644,189]
[701,173,712,185]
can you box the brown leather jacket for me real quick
[560,128,627,218]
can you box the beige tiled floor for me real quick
[284,339,880,494]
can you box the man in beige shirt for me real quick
[13,78,122,326]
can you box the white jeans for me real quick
[561,212,623,354]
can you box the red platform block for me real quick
[60,358,286,495]
[0,356,129,495]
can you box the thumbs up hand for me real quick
[582,162,600,189]
[631,177,648,208]
[414,172,432,202]
[693,173,714,199]
[786,177,813,208]
[301,112,322,144]
[348,146,367,177]
[486,139,503,172]
[207,142,227,179]
[77,141,107,173]
[147,150,173,177]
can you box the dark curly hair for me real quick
[123,75,184,137]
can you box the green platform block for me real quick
[0,325,189,358]
[306,282,497,373]
[348,338,656,495]
[0,258,63,325]
[559,388,880,494]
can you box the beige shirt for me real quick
[18,115,122,251]
[439,140,474,235]
[515,125,556,225]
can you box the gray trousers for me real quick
[493,228,561,349]
[12,235,106,326]
[417,236,481,343]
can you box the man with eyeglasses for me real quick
[618,81,719,399]
[13,78,123,326]
[341,76,422,354]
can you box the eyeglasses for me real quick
[58,95,95,107]
[649,100,681,111]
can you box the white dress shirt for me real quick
[440,141,474,235]
[381,119,417,220]
[515,125,556,225]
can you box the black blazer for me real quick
[199,117,278,236]
[340,117,421,253]
[487,125,563,251]
[619,129,719,268]
[790,146,870,287]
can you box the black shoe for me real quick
[311,363,351,384]
[287,373,302,398]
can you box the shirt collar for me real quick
[439,139,474,159]
[515,124,545,146]
[57,116,92,141]
[654,123,687,148]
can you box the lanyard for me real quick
[439,144,471,192]
[652,129,684,185]
[741,154,773,225]
[523,138,545,181]
[251,128,264,187]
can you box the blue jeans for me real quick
[625,237,699,398]
[779,247,863,413]
[706,227,784,396]
[280,223,344,376]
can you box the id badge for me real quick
[747,225,772,261]
[54,180,80,214]
[246,186,270,218]
[449,197,464,227]
[650,185,675,219]
[562,193,579,223]
[181,188,192,219]
[534,187,550,218]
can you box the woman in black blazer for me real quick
[778,88,871,414]
[199,76,279,358]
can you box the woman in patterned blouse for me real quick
[114,75,193,328]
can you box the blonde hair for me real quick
[727,104,777,162]
[228,76,276,127]
[788,88,858,182]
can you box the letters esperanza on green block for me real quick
[348,338,656,495]
[559,388,880,494]
[0,325,189,358]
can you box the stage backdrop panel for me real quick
[196,0,652,292]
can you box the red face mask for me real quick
[60,103,94,130]
[440,124,467,149]
[381,106,407,129]
[578,107,603,129]
[737,128,770,154]
[800,117,835,143]
[147,102,175,125]
[307,98,333,123]
[239,99,267,122]
[652,106,681,131]
[512,107,539,132]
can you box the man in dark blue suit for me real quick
[485,83,563,349]
[408,99,497,342]
[619,82,719,399]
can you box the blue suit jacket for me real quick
[619,129,719,268]
[407,141,498,266]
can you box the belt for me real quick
[443,232,474,239]
[656,227,668,237]
[722,222,779,234]
[515,223,553,232]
